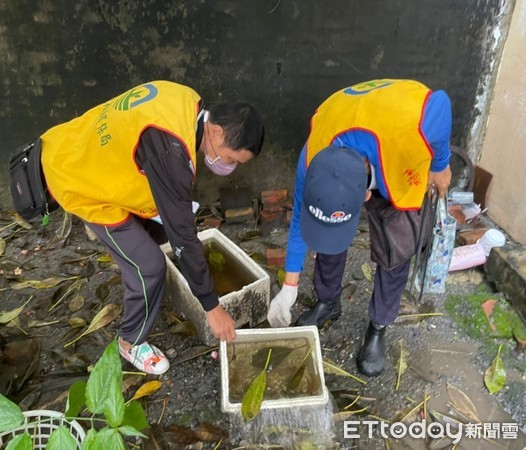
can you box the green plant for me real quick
[0,339,149,449]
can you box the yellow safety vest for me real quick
[41,81,201,225]
[306,79,432,209]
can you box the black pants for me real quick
[314,250,411,326]
[85,217,168,345]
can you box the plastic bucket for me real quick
[0,410,85,449]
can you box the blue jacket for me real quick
[285,90,452,272]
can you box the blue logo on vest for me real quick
[344,80,393,96]
[113,84,158,110]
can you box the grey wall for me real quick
[0,0,511,207]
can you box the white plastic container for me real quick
[449,229,506,272]
[449,243,487,271]
[478,229,505,256]
[220,326,329,413]
[161,228,270,346]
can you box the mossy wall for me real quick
[0,0,510,206]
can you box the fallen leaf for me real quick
[395,339,409,391]
[131,380,163,402]
[171,346,217,365]
[484,345,506,394]
[0,296,33,324]
[11,276,76,290]
[361,263,372,282]
[323,358,367,385]
[242,349,271,421]
[64,303,122,347]
[68,293,85,313]
[446,383,480,423]
[0,237,5,257]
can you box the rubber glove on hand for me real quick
[267,283,298,327]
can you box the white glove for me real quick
[267,284,298,327]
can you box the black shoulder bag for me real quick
[9,138,58,222]
[365,192,436,271]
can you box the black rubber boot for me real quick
[357,321,386,377]
[296,297,341,328]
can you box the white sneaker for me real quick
[118,338,170,375]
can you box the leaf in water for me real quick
[11,276,76,290]
[252,346,294,371]
[287,344,314,393]
[361,263,373,282]
[323,358,367,385]
[64,303,122,347]
[242,349,272,422]
[131,380,163,402]
[208,243,226,271]
[193,422,229,442]
[0,237,5,257]
[395,339,409,391]
[0,297,32,324]
[484,345,506,394]
[446,383,480,423]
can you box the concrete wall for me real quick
[0,0,512,210]
[478,0,526,245]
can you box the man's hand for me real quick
[267,283,299,327]
[427,165,451,198]
[207,305,236,341]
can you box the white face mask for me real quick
[204,153,238,176]
[202,110,238,176]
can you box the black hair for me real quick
[208,102,264,155]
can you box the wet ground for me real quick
[0,208,525,450]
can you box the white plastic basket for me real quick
[0,410,85,449]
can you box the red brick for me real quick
[259,209,282,223]
[261,202,283,213]
[266,247,286,267]
[203,217,222,229]
[261,189,288,205]
[224,207,254,224]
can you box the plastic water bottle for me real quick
[449,229,505,272]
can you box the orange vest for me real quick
[306,79,432,209]
[41,81,201,225]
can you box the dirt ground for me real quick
[1,207,525,450]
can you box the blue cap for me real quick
[300,146,367,254]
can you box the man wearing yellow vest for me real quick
[39,81,264,375]
[267,79,451,377]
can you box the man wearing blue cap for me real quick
[267,79,452,376]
